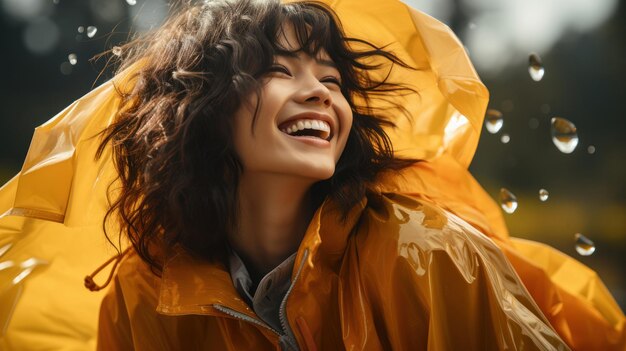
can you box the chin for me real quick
[293,163,336,181]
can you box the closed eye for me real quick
[268,64,292,76]
[321,76,342,87]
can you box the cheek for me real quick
[232,105,257,163]
[232,94,282,168]
[337,100,354,148]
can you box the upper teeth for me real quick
[281,119,331,136]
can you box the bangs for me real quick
[274,2,336,57]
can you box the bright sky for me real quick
[404,0,619,75]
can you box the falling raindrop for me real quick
[86,26,98,38]
[112,46,122,56]
[528,53,545,81]
[551,117,578,154]
[587,145,596,154]
[528,118,539,129]
[499,188,518,214]
[53,0,59,4]
[574,233,596,256]
[468,22,477,30]
[68,53,77,65]
[485,109,503,134]
[126,0,137,5]
[77,26,84,33]
[500,134,510,144]
[540,103,551,114]
[539,189,549,201]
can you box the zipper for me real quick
[212,304,281,336]
[212,248,310,351]
[278,249,310,351]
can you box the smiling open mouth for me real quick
[279,119,331,141]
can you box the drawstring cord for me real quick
[84,247,132,292]
[296,316,318,351]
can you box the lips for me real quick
[278,112,335,141]
[280,119,331,140]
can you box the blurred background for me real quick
[0,0,624,309]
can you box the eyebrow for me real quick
[275,52,338,69]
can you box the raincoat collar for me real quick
[156,195,367,316]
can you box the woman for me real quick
[0,0,623,350]
[97,1,417,348]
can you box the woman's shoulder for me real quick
[107,248,162,306]
[99,249,228,350]
[339,192,569,349]
[357,192,489,258]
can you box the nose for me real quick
[297,76,332,108]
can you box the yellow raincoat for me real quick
[0,0,624,350]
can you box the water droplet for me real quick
[539,189,549,201]
[551,117,578,154]
[77,26,84,33]
[53,0,59,4]
[499,188,518,214]
[485,109,503,134]
[468,22,477,30]
[68,53,77,65]
[112,46,122,56]
[587,145,596,154]
[126,0,137,5]
[528,118,539,129]
[500,134,510,144]
[574,233,596,256]
[528,53,545,81]
[86,26,97,38]
[540,103,551,114]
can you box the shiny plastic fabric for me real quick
[99,193,571,350]
[0,0,624,350]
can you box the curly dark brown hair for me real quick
[96,0,417,272]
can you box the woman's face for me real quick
[233,24,353,182]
